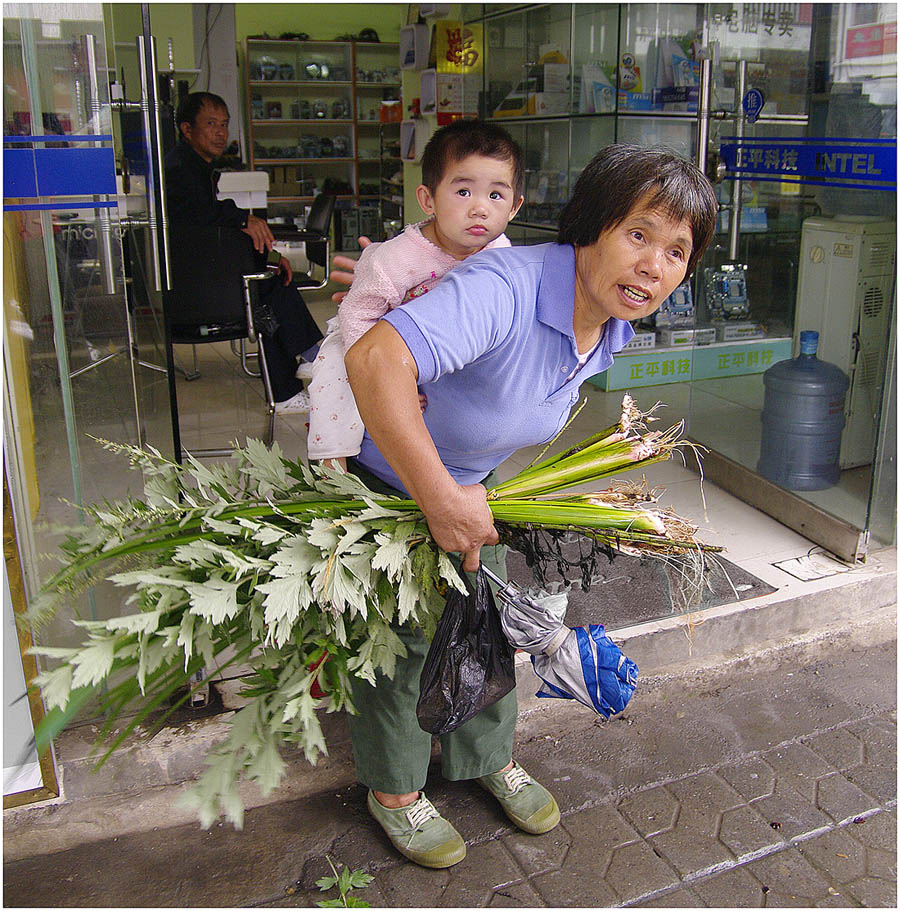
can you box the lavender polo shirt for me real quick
[356,242,635,493]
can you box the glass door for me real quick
[606,2,895,561]
[687,3,896,560]
[3,2,174,734]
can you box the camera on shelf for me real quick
[254,56,278,80]
[300,135,320,158]
[303,62,331,80]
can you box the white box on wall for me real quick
[400,119,432,163]
[400,23,430,70]
[216,170,269,209]
[419,4,451,16]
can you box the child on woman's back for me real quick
[305,119,524,466]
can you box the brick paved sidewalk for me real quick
[4,615,895,908]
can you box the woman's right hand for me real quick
[421,482,499,573]
[345,321,497,572]
[330,236,372,303]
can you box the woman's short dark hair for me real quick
[176,92,229,130]
[557,144,718,277]
[421,119,524,199]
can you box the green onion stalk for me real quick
[21,396,717,828]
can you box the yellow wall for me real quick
[234,4,406,44]
[3,214,40,517]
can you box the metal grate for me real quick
[862,284,885,319]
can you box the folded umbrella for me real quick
[481,566,638,718]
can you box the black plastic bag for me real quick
[416,566,516,735]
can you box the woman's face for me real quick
[573,195,693,329]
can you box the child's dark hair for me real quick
[420,119,524,198]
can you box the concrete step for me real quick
[4,547,894,862]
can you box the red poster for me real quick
[845,22,896,58]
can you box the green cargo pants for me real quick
[345,461,517,794]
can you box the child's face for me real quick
[416,153,523,260]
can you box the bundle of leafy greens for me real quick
[24,395,716,827]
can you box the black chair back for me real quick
[303,193,336,267]
[164,225,258,329]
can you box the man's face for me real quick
[181,101,229,162]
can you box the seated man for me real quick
[165,91,322,413]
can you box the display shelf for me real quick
[245,37,400,206]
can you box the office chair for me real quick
[272,191,336,289]
[162,225,279,460]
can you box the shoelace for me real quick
[405,796,440,834]
[503,764,532,795]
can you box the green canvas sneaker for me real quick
[367,790,466,868]
[477,761,560,834]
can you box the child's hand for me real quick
[418,393,428,414]
[323,457,348,471]
[330,236,373,303]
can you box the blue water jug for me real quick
[757,331,850,491]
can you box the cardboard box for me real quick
[359,206,380,239]
[541,63,569,93]
[715,322,767,341]
[617,90,658,111]
[529,92,569,115]
[621,331,656,351]
[656,328,716,347]
[337,207,361,251]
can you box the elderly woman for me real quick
[342,144,717,869]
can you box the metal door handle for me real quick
[136,34,171,291]
[82,33,116,295]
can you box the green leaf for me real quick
[316,899,344,908]
[348,872,374,889]
[345,896,371,907]
[105,610,164,636]
[396,564,420,626]
[316,876,339,892]
[371,533,411,580]
[241,438,292,496]
[338,867,352,893]
[31,663,75,711]
[307,517,342,551]
[324,560,369,618]
[246,734,285,796]
[269,536,322,577]
[70,637,116,690]
[184,578,242,624]
[237,517,290,546]
[258,575,312,647]
[108,568,190,589]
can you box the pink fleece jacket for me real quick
[337,219,511,353]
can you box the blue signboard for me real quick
[742,88,764,124]
[720,137,896,191]
[4,134,118,209]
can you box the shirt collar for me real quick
[536,243,635,356]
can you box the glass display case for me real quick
[245,38,400,212]
[355,40,402,210]
[460,3,896,557]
